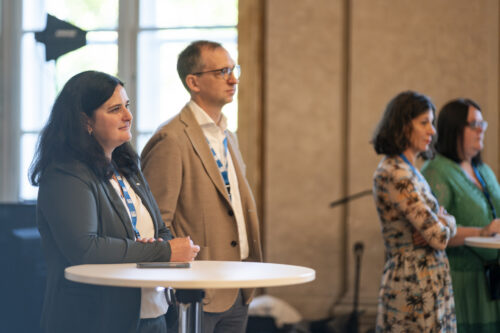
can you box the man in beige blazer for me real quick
[141,40,263,333]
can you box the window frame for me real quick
[0,0,22,201]
[0,0,248,202]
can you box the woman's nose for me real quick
[123,107,133,120]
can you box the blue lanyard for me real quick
[399,154,425,183]
[112,168,140,239]
[473,165,497,219]
[206,135,231,200]
[399,154,438,202]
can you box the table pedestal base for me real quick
[176,289,205,333]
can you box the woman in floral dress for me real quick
[371,91,457,332]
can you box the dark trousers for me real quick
[203,291,249,333]
[137,315,167,333]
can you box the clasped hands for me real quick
[412,206,452,246]
[136,236,200,262]
[413,215,500,246]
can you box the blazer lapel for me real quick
[127,174,159,236]
[226,134,251,198]
[101,179,137,239]
[180,106,231,204]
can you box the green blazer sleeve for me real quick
[421,160,454,210]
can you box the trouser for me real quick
[137,315,167,333]
[202,291,249,333]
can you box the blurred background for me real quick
[1,0,498,332]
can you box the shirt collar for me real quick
[189,100,228,131]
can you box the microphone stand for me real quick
[346,242,364,333]
[327,191,371,333]
[330,189,372,208]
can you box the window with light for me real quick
[17,0,238,201]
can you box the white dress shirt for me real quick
[189,100,249,260]
[110,176,169,319]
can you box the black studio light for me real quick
[34,14,87,61]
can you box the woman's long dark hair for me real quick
[29,70,138,186]
[435,98,483,165]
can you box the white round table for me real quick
[465,236,500,300]
[65,260,315,333]
[464,236,500,249]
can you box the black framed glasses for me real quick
[191,65,241,80]
[467,120,488,131]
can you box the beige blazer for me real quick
[141,105,263,312]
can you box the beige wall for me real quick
[264,0,346,320]
[244,0,500,321]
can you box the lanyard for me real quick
[398,154,438,201]
[473,165,497,219]
[206,135,231,200]
[399,154,425,183]
[112,168,140,239]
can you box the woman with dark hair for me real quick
[422,98,500,332]
[30,70,200,333]
[372,91,457,332]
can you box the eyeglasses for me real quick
[467,120,488,131]
[191,65,241,80]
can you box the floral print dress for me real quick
[373,156,457,332]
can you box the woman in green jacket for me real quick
[422,98,500,332]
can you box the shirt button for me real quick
[231,241,238,247]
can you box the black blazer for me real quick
[37,159,173,333]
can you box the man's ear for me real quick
[185,74,200,93]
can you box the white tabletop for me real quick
[65,260,315,289]
[465,236,500,249]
